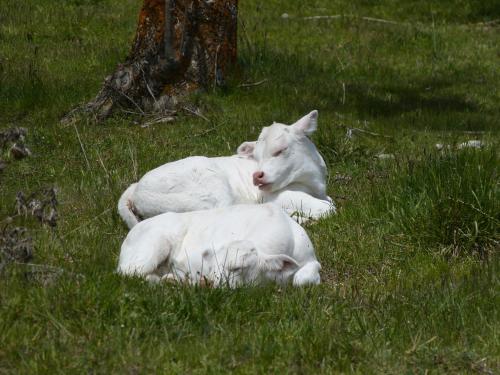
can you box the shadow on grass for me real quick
[238,47,498,130]
[346,80,478,118]
[1,41,497,132]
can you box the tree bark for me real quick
[85,0,238,121]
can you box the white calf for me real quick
[117,203,321,287]
[118,110,335,228]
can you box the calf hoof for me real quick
[145,274,161,284]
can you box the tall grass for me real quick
[381,149,498,256]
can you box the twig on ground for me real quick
[473,19,500,26]
[292,14,404,26]
[60,105,84,126]
[128,143,138,180]
[347,127,393,139]
[182,106,210,122]
[73,124,91,170]
[141,116,175,128]
[96,149,110,178]
[193,127,218,138]
[120,109,145,116]
[140,66,158,107]
[238,79,270,88]
[357,16,402,25]
[111,86,145,115]
[302,15,343,21]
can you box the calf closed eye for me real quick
[272,148,287,157]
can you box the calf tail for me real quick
[118,183,139,229]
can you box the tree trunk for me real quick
[85,0,238,121]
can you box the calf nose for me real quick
[253,171,265,185]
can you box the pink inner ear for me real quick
[282,257,299,271]
[238,142,255,155]
[293,110,318,135]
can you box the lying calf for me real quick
[118,110,335,228]
[117,203,321,287]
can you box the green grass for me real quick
[378,150,499,256]
[0,0,499,373]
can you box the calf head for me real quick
[202,240,300,287]
[237,110,327,198]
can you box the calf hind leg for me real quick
[117,237,173,278]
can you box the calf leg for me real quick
[270,190,336,224]
[293,261,321,286]
[117,229,174,277]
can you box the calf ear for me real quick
[292,110,318,136]
[236,141,256,158]
[224,240,258,271]
[261,254,300,273]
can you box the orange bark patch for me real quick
[86,0,238,120]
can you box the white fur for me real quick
[117,203,321,287]
[118,110,335,228]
